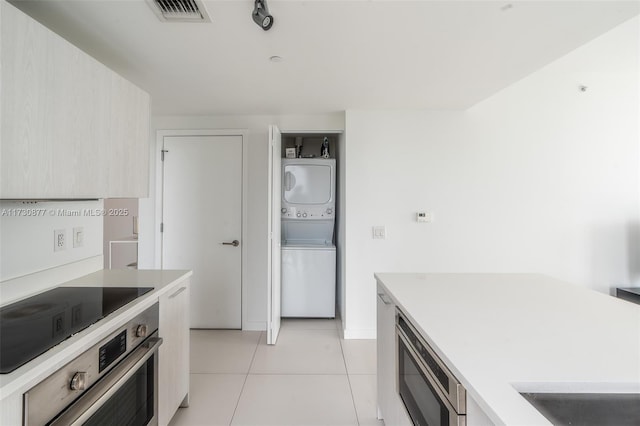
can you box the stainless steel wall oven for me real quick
[396,309,466,426]
[23,303,162,426]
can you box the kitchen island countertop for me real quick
[375,273,640,425]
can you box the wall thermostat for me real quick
[416,212,432,223]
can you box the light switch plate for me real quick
[372,226,386,239]
[73,227,84,248]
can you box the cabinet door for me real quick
[0,1,149,199]
[0,1,109,198]
[159,280,190,426]
[377,283,413,426]
[376,283,398,424]
[108,74,150,198]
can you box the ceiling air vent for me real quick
[146,0,211,22]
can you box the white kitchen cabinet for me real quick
[0,393,21,426]
[467,396,496,426]
[108,73,150,197]
[376,282,412,426]
[0,1,149,199]
[158,278,190,426]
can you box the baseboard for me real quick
[0,255,104,305]
[243,320,266,331]
[343,327,376,340]
[336,317,344,339]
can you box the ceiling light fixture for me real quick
[252,0,274,31]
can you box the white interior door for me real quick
[162,135,243,329]
[267,125,282,344]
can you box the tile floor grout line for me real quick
[337,330,362,426]
[228,330,263,426]
[240,372,351,376]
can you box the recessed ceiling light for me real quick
[269,56,283,63]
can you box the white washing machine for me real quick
[281,244,336,318]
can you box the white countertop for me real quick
[0,269,192,401]
[375,273,640,425]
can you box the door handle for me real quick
[284,171,296,191]
[222,240,240,247]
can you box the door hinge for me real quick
[160,222,164,233]
[161,149,169,161]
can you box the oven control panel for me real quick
[99,330,127,372]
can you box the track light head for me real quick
[252,0,274,31]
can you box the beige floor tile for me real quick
[341,339,377,375]
[250,328,346,374]
[169,374,246,426]
[231,374,358,426]
[348,375,385,426]
[190,330,261,374]
[281,318,338,330]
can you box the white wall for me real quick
[344,17,640,338]
[138,114,345,329]
[0,199,104,290]
[103,198,138,269]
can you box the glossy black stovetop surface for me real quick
[0,287,153,374]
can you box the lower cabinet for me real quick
[158,279,190,426]
[376,282,412,426]
[467,396,496,426]
[376,280,495,426]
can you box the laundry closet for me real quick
[279,134,340,318]
[267,128,344,343]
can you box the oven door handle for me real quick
[50,337,163,426]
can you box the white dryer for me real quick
[281,158,335,244]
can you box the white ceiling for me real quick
[10,0,640,115]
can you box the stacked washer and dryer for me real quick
[281,158,336,318]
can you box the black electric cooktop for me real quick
[0,286,153,374]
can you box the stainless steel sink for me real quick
[520,392,640,425]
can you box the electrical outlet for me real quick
[73,227,84,248]
[54,229,66,252]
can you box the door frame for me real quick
[267,125,281,344]
[155,129,249,328]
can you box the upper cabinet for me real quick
[108,74,150,198]
[0,1,150,199]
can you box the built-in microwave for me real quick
[396,309,466,426]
